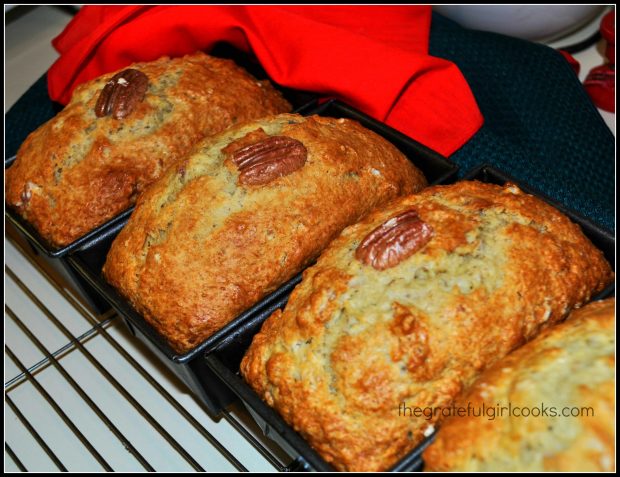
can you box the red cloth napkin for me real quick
[48,5,483,157]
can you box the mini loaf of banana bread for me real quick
[424,298,615,472]
[5,51,291,246]
[240,181,613,472]
[103,113,427,353]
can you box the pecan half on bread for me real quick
[95,69,149,119]
[229,136,308,186]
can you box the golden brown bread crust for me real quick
[5,52,291,246]
[423,298,615,472]
[103,113,426,354]
[240,181,614,472]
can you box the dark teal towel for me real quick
[430,13,614,231]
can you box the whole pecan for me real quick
[356,209,433,270]
[230,136,307,186]
[95,69,149,119]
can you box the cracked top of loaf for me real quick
[424,298,615,472]
[5,51,291,246]
[102,113,427,353]
[240,181,613,472]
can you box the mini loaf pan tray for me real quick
[204,164,615,472]
[4,43,318,259]
[65,99,460,417]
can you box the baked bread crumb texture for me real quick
[6,52,291,246]
[102,113,427,353]
[424,298,615,472]
[241,181,613,472]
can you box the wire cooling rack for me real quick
[4,233,296,472]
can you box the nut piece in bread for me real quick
[240,181,614,472]
[103,113,427,353]
[5,52,291,246]
[423,298,615,472]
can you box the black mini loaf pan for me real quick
[3,43,318,259]
[204,164,615,472]
[65,99,459,417]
